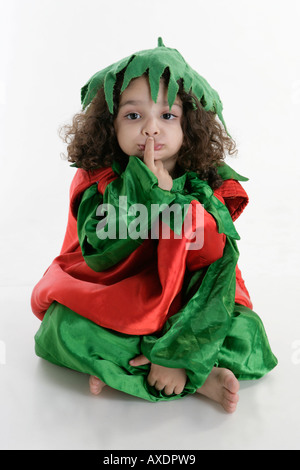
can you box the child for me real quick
[31,38,277,413]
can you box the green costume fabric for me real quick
[35,300,276,402]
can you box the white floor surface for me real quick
[0,274,299,450]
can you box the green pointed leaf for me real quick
[104,71,118,113]
[167,74,179,109]
[148,62,167,103]
[121,55,148,92]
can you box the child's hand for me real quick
[143,137,173,191]
[129,354,187,395]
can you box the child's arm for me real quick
[129,354,187,395]
[77,155,176,272]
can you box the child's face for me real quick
[114,75,184,173]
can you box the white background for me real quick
[0,0,299,450]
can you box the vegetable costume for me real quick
[31,38,277,401]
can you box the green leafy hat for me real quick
[81,37,227,132]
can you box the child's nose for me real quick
[141,116,160,137]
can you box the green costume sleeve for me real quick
[77,156,176,271]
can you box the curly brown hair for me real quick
[60,70,237,189]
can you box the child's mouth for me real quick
[138,144,164,151]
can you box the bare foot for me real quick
[196,367,240,413]
[89,375,106,395]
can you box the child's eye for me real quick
[126,113,141,120]
[162,113,176,120]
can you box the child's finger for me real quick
[143,137,155,170]
[129,354,150,367]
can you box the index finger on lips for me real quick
[143,137,155,170]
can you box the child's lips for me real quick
[138,144,164,151]
[154,144,163,151]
